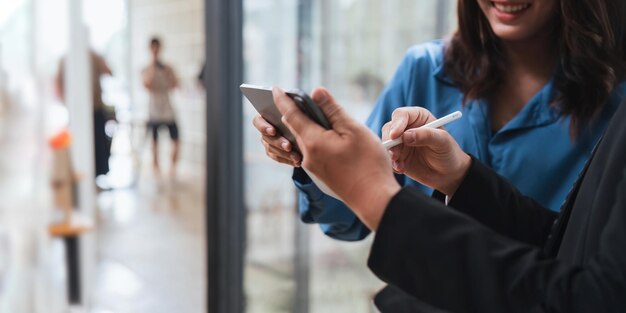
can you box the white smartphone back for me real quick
[240,84,298,150]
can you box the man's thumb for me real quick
[310,87,348,128]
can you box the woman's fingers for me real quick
[402,127,449,148]
[252,114,277,136]
[261,133,294,152]
[253,113,301,166]
[381,122,392,142]
[261,138,302,166]
[253,114,297,153]
[388,109,410,140]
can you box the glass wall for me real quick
[242,1,299,311]
[0,1,206,311]
[0,1,68,311]
[243,0,457,312]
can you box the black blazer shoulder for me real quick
[368,102,626,313]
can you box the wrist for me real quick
[439,153,471,197]
[345,179,401,231]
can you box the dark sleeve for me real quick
[198,62,206,83]
[368,176,626,313]
[292,168,420,241]
[94,53,112,76]
[435,156,558,246]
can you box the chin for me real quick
[491,25,537,42]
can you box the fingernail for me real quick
[265,127,274,135]
[316,90,327,103]
[404,131,415,145]
[281,141,290,151]
[291,154,301,163]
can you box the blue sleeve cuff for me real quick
[292,168,370,241]
[293,168,325,223]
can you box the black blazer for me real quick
[367,101,626,313]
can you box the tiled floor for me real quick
[0,111,381,312]
[90,124,382,313]
[91,128,206,313]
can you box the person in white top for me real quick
[142,37,180,178]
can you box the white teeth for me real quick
[494,3,530,13]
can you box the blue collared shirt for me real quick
[293,40,625,241]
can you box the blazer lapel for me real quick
[543,137,603,257]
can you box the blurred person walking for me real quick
[55,50,114,181]
[142,37,180,179]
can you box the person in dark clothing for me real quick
[55,51,114,177]
[271,83,626,312]
[255,0,626,310]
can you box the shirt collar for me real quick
[435,61,561,132]
[491,79,561,136]
[433,62,454,86]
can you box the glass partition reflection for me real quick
[243,0,300,311]
[243,0,456,311]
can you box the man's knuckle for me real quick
[282,107,298,122]
[308,139,320,152]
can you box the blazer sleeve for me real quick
[368,168,626,313]
[440,156,558,246]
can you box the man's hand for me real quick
[273,87,400,231]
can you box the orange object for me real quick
[49,128,72,150]
[49,222,92,237]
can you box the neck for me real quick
[500,31,558,77]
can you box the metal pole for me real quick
[66,0,95,306]
[64,236,82,304]
[204,0,245,312]
[294,1,313,312]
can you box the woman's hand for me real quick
[252,115,302,167]
[273,86,400,231]
[382,107,471,196]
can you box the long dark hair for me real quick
[444,0,626,133]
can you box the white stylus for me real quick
[382,111,463,150]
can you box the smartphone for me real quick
[240,84,331,152]
[240,83,340,199]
